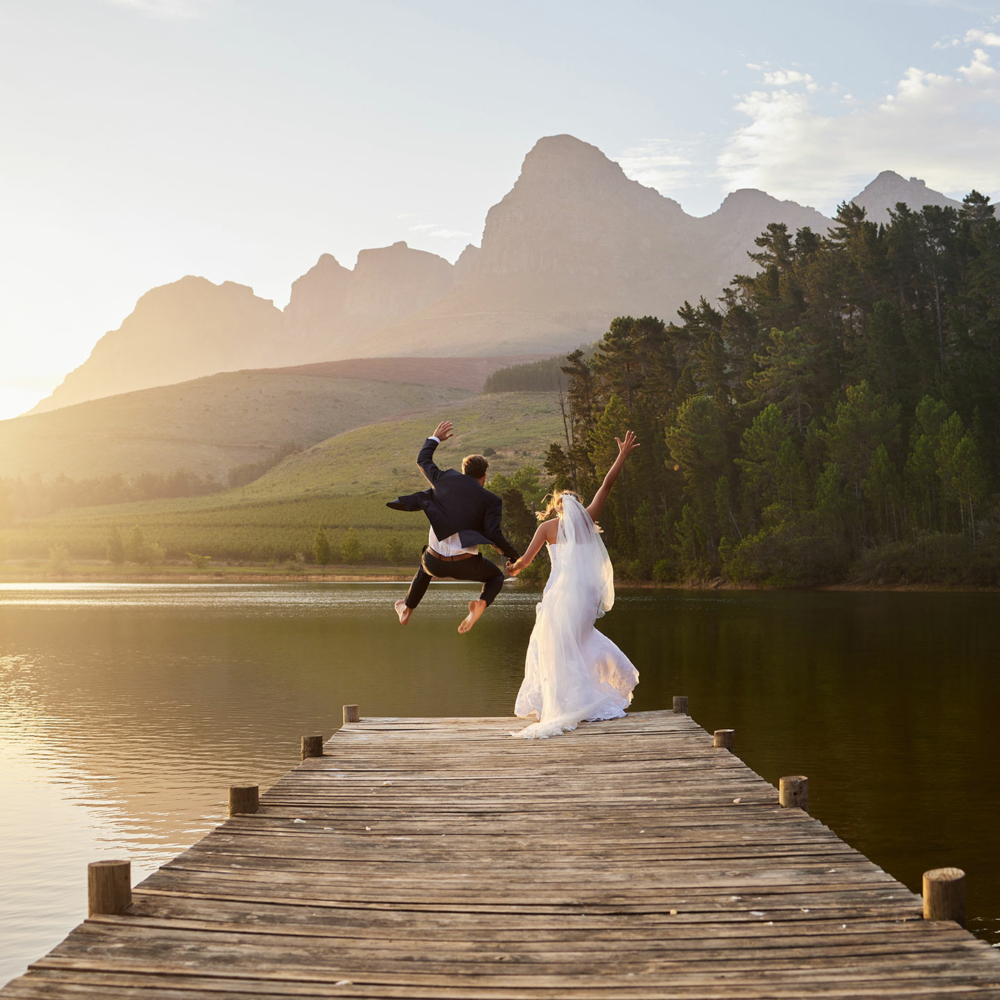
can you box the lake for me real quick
[1,581,998,983]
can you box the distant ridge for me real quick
[29,136,968,415]
[254,354,553,392]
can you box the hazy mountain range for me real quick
[29,134,964,415]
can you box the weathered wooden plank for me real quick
[4,710,998,1000]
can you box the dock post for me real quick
[87,860,131,917]
[779,775,809,812]
[714,729,735,751]
[923,868,966,927]
[228,784,259,816]
[301,734,323,759]
[672,696,688,715]
[343,704,360,724]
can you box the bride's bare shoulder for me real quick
[540,517,560,543]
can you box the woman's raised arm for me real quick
[506,520,558,576]
[586,430,640,522]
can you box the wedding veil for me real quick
[552,493,615,617]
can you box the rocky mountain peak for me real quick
[30,276,284,413]
[852,171,961,224]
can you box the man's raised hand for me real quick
[433,420,454,442]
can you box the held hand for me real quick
[615,430,639,461]
[432,420,454,442]
[505,559,521,577]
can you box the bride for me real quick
[505,431,640,738]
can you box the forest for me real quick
[531,194,1000,586]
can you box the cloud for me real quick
[762,69,819,93]
[965,26,1000,45]
[428,228,474,240]
[408,222,473,240]
[716,46,1000,210]
[616,140,700,192]
[102,0,218,18]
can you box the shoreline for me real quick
[0,565,996,593]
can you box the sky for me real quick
[2,0,1000,419]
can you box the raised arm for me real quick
[586,430,639,522]
[506,519,558,576]
[417,420,453,486]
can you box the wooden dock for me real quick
[4,709,1000,998]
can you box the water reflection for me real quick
[1,582,998,984]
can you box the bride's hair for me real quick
[537,489,579,521]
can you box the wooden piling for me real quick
[343,704,360,724]
[228,784,259,816]
[300,734,323,759]
[87,860,131,917]
[779,775,809,812]
[672,695,688,715]
[923,867,967,927]
[713,728,735,750]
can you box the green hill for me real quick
[0,370,470,481]
[0,392,563,565]
[244,390,563,499]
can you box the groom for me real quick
[387,420,520,634]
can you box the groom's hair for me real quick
[462,454,489,479]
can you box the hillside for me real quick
[28,133,967,414]
[0,371,470,481]
[0,392,564,564]
[244,390,564,499]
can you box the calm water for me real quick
[1,582,998,983]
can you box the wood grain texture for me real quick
[5,710,999,998]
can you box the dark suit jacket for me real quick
[387,438,520,561]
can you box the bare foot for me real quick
[458,599,487,634]
[394,600,412,625]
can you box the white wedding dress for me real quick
[513,494,639,738]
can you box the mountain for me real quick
[851,170,963,226]
[282,243,455,361]
[30,277,285,414]
[343,136,831,357]
[27,136,967,415]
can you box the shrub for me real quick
[48,543,70,573]
[187,552,211,569]
[652,559,674,583]
[340,527,363,564]
[384,535,407,570]
[313,525,332,566]
[127,525,146,563]
[106,527,125,564]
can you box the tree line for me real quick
[538,194,1000,586]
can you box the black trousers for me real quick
[404,548,505,609]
